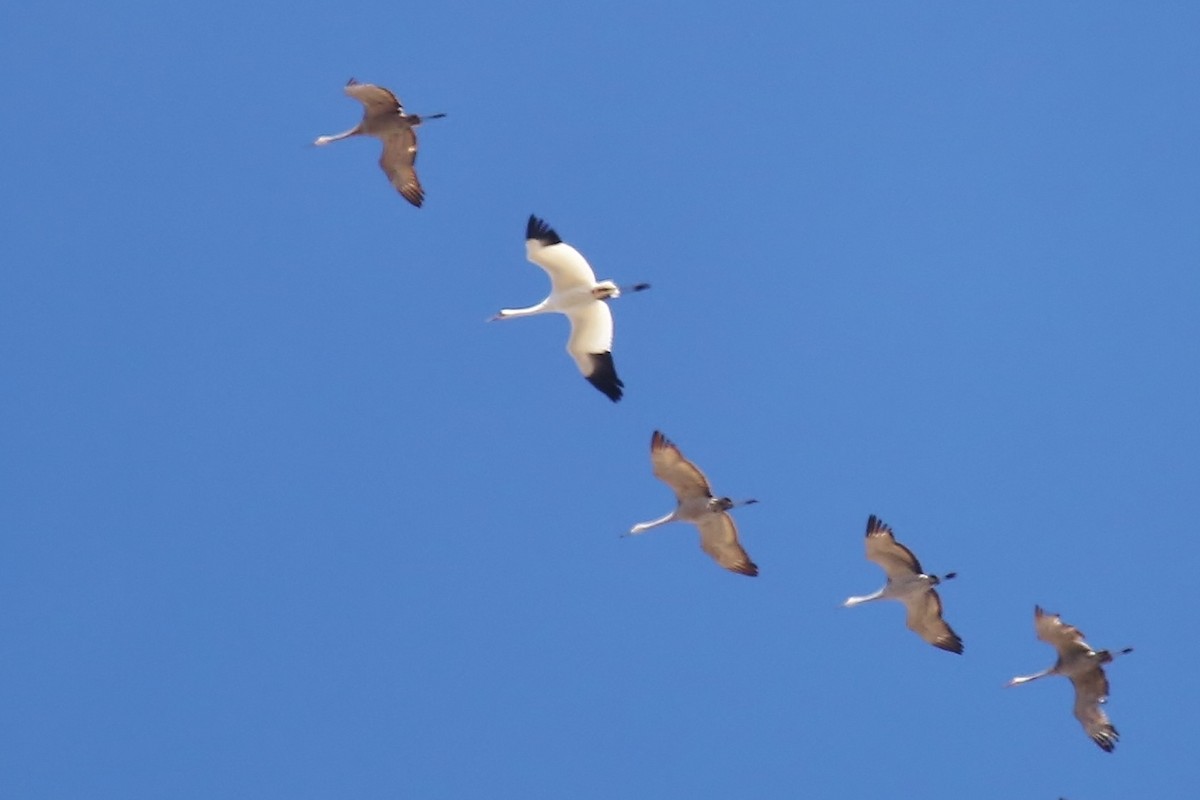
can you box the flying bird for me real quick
[313,78,445,207]
[1006,606,1133,752]
[843,515,962,654]
[489,215,649,402]
[626,431,759,576]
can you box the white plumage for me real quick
[489,215,648,402]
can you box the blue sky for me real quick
[2,2,1198,798]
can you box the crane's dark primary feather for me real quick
[526,215,563,246]
[585,352,624,402]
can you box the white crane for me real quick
[489,215,649,402]
[1006,606,1133,752]
[843,515,962,654]
[313,79,445,207]
[626,431,758,576]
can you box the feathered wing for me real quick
[566,301,622,401]
[696,512,758,577]
[1034,606,1095,659]
[864,516,924,581]
[526,215,598,293]
[649,431,713,500]
[1071,668,1118,752]
[345,79,403,117]
[902,589,963,654]
[379,128,424,207]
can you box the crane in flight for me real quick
[489,215,648,402]
[626,431,759,576]
[313,78,445,207]
[843,515,963,654]
[1006,606,1132,752]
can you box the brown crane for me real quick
[1006,606,1132,752]
[314,79,445,207]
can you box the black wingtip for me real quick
[942,638,965,655]
[526,214,563,245]
[585,352,624,402]
[865,514,891,537]
[1093,728,1118,752]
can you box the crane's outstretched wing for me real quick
[864,515,925,581]
[345,78,404,118]
[379,128,424,207]
[696,513,758,577]
[1071,668,1119,752]
[526,215,598,294]
[902,589,963,654]
[649,431,714,499]
[1034,607,1096,660]
[566,301,622,401]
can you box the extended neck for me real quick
[490,300,550,321]
[628,510,677,536]
[843,588,885,607]
[1006,667,1055,687]
[313,126,361,146]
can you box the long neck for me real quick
[629,510,676,535]
[495,300,550,319]
[843,587,885,607]
[1006,667,1055,686]
[314,126,361,145]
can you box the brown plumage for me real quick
[313,79,446,207]
[627,431,759,577]
[1007,606,1133,752]
[844,515,963,654]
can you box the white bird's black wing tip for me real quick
[585,352,624,402]
[865,514,892,537]
[526,214,563,246]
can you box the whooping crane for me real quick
[313,79,446,207]
[843,515,962,654]
[1006,606,1133,752]
[626,431,759,576]
[489,215,649,402]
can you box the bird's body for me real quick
[489,215,648,402]
[1006,606,1133,752]
[313,78,445,207]
[626,431,758,576]
[843,515,962,654]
